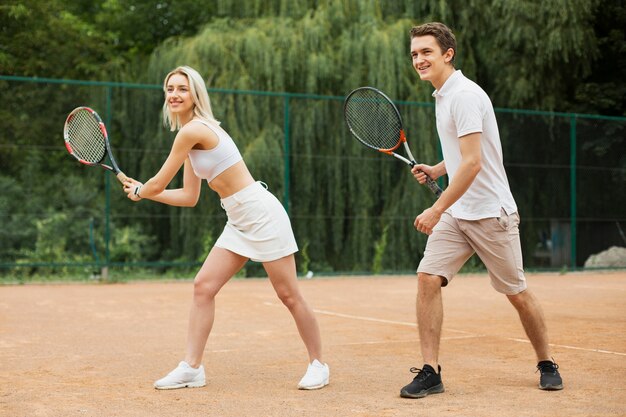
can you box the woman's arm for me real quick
[144,159,202,207]
[123,124,213,206]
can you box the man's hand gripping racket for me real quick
[343,87,442,197]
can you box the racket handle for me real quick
[116,172,129,184]
[425,176,443,197]
[410,161,444,197]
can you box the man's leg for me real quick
[417,272,445,368]
[400,272,446,398]
[402,213,471,398]
[507,289,563,390]
[507,289,551,361]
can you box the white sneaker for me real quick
[154,361,206,390]
[297,359,329,390]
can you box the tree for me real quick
[572,0,626,116]
[0,0,112,78]
[1,0,624,274]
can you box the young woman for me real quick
[122,66,329,390]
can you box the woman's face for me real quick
[165,73,194,116]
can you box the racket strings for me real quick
[345,90,403,151]
[66,110,107,163]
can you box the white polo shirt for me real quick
[433,70,517,220]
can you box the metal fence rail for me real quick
[1,75,625,275]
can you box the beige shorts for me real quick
[215,181,298,262]
[417,209,526,294]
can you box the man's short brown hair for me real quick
[410,22,457,63]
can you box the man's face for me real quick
[410,35,453,85]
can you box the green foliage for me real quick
[109,224,157,263]
[196,233,215,263]
[96,0,218,57]
[0,0,114,78]
[371,225,388,274]
[29,213,80,263]
[572,0,626,116]
[299,240,311,275]
[0,176,31,261]
[1,0,625,276]
[482,0,599,110]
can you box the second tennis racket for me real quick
[344,86,442,197]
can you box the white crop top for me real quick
[187,119,243,182]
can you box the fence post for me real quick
[103,86,112,280]
[283,95,291,214]
[569,115,577,269]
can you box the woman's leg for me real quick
[263,254,322,362]
[184,247,248,367]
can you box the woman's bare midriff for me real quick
[208,160,256,198]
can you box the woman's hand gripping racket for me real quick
[63,106,128,183]
[344,87,442,197]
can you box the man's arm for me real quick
[412,160,447,182]
[414,132,482,235]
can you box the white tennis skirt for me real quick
[214,181,298,262]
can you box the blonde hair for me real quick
[162,66,220,131]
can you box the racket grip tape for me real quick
[425,176,443,197]
[116,172,130,184]
[411,162,444,197]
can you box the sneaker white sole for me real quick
[298,378,329,390]
[154,380,206,390]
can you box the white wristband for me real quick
[133,185,142,198]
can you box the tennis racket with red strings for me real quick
[63,106,128,183]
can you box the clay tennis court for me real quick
[1,270,624,417]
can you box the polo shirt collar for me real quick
[432,70,463,97]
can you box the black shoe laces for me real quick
[409,367,432,381]
[536,360,559,374]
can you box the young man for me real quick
[400,22,563,399]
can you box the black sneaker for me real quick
[537,360,563,390]
[400,364,445,398]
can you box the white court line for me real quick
[505,337,626,356]
[264,302,626,357]
[333,334,484,347]
[311,307,482,335]
[263,302,473,335]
